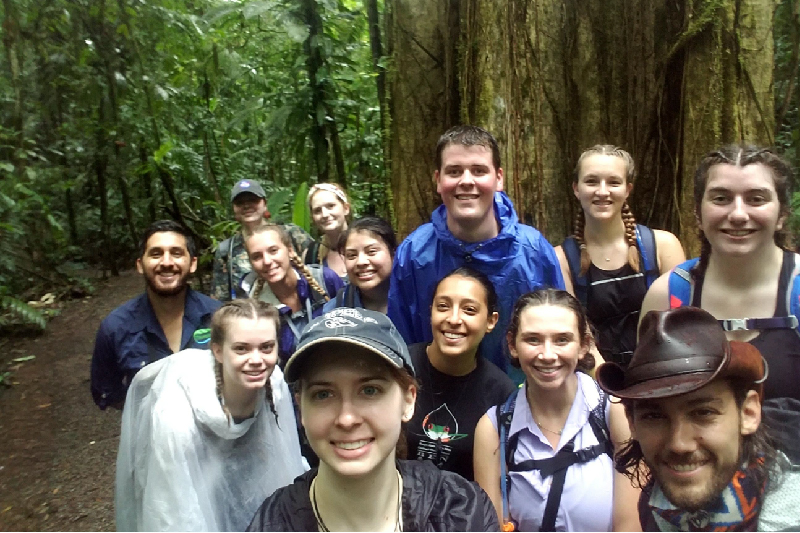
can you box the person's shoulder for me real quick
[398,460,497,530]
[246,471,316,532]
[476,358,517,398]
[99,293,148,330]
[398,223,437,250]
[408,343,429,369]
[187,288,222,312]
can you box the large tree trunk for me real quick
[387,0,461,238]
[389,0,776,254]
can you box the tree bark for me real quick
[389,0,776,254]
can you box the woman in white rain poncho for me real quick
[115,299,306,531]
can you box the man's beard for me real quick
[652,452,741,512]
[143,269,190,297]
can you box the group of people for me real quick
[91,125,799,531]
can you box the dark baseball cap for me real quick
[284,308,415,383]
[596,307,766,399]
[230,179,267,202]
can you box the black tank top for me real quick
[586,262,648,367]
[692,250,800,401]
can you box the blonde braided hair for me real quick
[211,299,280,423]
[572,144,640,275]
[290,253,330,302]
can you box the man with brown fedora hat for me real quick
[596,306,797,531]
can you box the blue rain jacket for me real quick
[388,192,564,377]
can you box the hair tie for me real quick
[308,183,348,206]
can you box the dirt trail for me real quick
[0,270,143,531]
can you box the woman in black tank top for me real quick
[640,145,800,402]
[555,145,685,367]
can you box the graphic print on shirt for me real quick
[415,403,467,467]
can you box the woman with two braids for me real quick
[115,299,306,531]
[555,145,685,367]
[641,145,800,402]
[240,223,344,364]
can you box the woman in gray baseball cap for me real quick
[247,308,499,532]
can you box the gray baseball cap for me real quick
[284,308,415,383]
[230,179,267,202]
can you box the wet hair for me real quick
[432,266,499,316]
[210,299,281,422]
[337,216,397,258]
[246,224,330,302]
[435,125,501,171]
[692,145,794,282]
[571,145,639,276]
[295,348,419,459]
[615,378,784,495]
[505,289,595,371]
[138,220,197,259]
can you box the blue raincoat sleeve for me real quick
[388,232,428,345]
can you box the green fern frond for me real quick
[0,296,47,330]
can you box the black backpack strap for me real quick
[496,391,518,530]
[541,439,574,532]
[304,240,321,265]
[334,287,346,308]
[562,236,588,305]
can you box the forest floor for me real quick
[0,270,142,531]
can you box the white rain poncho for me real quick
[115,349,306,531]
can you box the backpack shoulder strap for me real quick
[787,253,800,336]
[217,237,235,300]
[305,264,328,307]
[562,236,588,305]
[667,257,699,309]
[635,225,659,287]
[495,391,518,531]
[305,240,321,265]
[334,287,346,308]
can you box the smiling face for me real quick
[310,190,350,236]
[246,229,293,285]
[212,316,278,395]
[233,192,268,226]
[699,163,785,257]
[343,230,393,295]
[629,380,761,511]
[299,348,416,479]
[429,275,498,363]
[508,304,588,391]
[136,231,197,297]
[435,144,503,237]
[573,153,632,221]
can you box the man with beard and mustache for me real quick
[596,306,797,531]
[91,220,221,410]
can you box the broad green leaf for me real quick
[292,182,310,232]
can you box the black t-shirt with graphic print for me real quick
[407,343,517,481]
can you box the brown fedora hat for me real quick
[596,307,730,399]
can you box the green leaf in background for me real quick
[292,182,310,233]
[267,189,293,220]
[11,355,36,363]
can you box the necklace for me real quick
[533,418,563,435]
[311,470,403,532]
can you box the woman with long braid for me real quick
[241,223,344,364]
[641,145,800,401]
[115,299,306,531]
[556,145,685,367]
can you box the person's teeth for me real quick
[336,439,369,450]
[536,367,559,374]
[670,463,703,472]
[444,332,465,339]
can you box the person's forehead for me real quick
[145,231,189,251]
[706,163,777,192]
[440,144,494,166]
[634,379,735,411]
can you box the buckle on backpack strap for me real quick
[721,318,748,331]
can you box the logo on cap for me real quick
[324,316,358,329]
[240,181,251,188]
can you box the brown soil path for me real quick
[0,270,143,531]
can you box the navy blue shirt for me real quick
[90,288,221,409]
